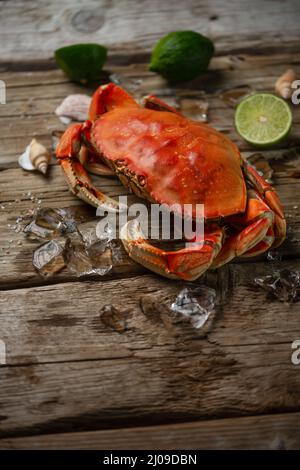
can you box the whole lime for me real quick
[55,44,107,84]
[149,31,214,83]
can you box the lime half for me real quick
[235,93,292,146]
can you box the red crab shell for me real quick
[91,105,247,219]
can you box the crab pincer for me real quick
[56,120,123,212]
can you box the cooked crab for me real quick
[56,83,286,280]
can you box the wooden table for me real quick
[0,0,300,450]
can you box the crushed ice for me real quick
[32,239,66,276]
[170,286,216,329]
[18,207,116,277]
[254,269,300,303]
[65,229,112,277]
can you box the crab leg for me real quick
[79,146,115,177]
[212,190,274,268]
[121,219,224,281]
[143,95,183,116]
[215,161,286,264]
[241,226,275,257]
[56,123,123,212]
[243,162,286,248]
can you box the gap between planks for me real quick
[0,411,299,450]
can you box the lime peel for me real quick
[149,31,214,83]
[55,43,107,84]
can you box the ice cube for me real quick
[24,208,77,240]
[221,86,251,107]
[109,73,143,94]
[65,231,112,277]
[110,240,125,265]
[33,239,66,276]
[180,98,209,122]
[254,269,300,303]
[267,251,282,262]
[171,286,216,329]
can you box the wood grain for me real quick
[0,163,299,288]
[1,412,299,449]
[0,260,299,437]
[1,47,300,165]
[1,0,300,65]
[1,0,300,449]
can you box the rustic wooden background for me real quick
[0,0,300,450]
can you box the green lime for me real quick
[55,44,107,83]
[235,93,292,146]
[149,31,214,83]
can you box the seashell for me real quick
[18,144,34,171]
[18,139,51,175]
[58,115,72,125]
[55,94,92,122]
[275,69,296,100]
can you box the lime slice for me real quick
[55,44,107,84]
[235,93,292,146]
[149,31,214,83]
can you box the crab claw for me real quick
[143,95,183,116]
[121,219,224,281]
[89,83,138,120]
[243,162,286,248]
[56,123,124,212]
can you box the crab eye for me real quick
[138,175,146,186]
[115,159,127,167]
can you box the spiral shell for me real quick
[275,69,296,100]
[18,139,51,175]
[55,94,92,122]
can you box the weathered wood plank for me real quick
[1,53,300,166]
[1,412,299,449]
[0,156,300,287]
[0,260,299,436]
[0,157,299,288]
[0,164,144,286]
[0,0,299,65]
